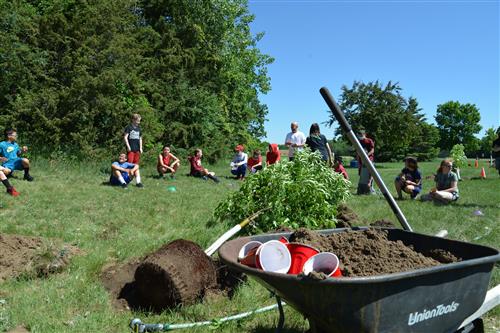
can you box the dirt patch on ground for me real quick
[101,240,246,312]
[289,228,461,277]
[369,219,396,228]
[6,326,30,333]
[0,233,79,282]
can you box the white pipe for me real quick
[204,225,242,256]
[459,285,500,329]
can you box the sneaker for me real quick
[120,183,128,189]
[136,183,144,188]
[170,174,175,180]
[24,175,34,182]
[7,187,20,197]
[201,176,208,181]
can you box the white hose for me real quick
[130,301,286,332]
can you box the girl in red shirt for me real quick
[248,149,263,173]
[157,146,180,178]
[266,143,281,166]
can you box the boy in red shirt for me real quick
[188,149,220,183]
[247,149,263,174]
[333,156,349,180]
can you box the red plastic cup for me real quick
[302,252,342,277]
[239,241,262,267]
[278,236,289,244]
[256,240,291,273]
[286,243,320,274]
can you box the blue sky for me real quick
[248,0,500,143]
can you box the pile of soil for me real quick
[101,239,246,312]
[335,204,361,228]
[0,233,78,282]
[369,219,396,228]
[289,228,460,277]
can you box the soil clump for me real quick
[0,233,78,282]
[101,240,245,312]
[289,228,461,277]
[369,219,396,228]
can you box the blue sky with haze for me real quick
[248,0,499,143]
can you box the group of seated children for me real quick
[227,143,281,180]
[394,157,459,204]
[0,129,34,196]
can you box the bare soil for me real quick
[0,233,78,282]
[289,228,460,277]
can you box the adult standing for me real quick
[305,123,333,164]
[285,122,306,161]
[357,130,375,195]
[492,128,500,176]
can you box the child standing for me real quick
[157,146,180,178]
[230,145,248,180]
[0,128,34,181]
[110,153,144,188]
[188,149,220,183]
[248,149,263,173]
[123,114,142,164]
[394,157,422,200]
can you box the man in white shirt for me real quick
[285,122,306,161]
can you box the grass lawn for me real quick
[0,157,498,332]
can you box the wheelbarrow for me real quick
[218,228,499,333]
[218,87,500,332]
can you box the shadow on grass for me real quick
[250,326,305,333]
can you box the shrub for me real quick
[213,149,351,234]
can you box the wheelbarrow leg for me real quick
[275,295,285,333]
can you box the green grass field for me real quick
[0,158,498,333]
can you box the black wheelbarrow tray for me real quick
[218,227,500,333]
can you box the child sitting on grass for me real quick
[188,149,220,183]
[394,156,422,200]
[0,128,34,181]
[157,146,180,179]
[230,145,248,180]
[421,159,459,204]
[0,166,19,196]
[248,149,263,174]
[110,153,144,189]
[333,156,349,180]
[266,143,281,166]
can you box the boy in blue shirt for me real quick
[0,129,34,181]
[110,153,144,189]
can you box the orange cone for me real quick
[474,158,479,168]
[480,167,486,179]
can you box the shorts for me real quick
[128,151,141,164]
[495,157,500,171]
[110,172,131,185]
[2,158,24,171]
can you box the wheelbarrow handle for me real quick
[319,87,413,232]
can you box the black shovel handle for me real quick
[320,87,413,232]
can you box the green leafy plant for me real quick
[214,149,351,234]
[450,144,467,180]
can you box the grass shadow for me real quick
[250,326,305,333]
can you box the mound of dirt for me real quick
[369,219,396,228]
[289,228,461,277]
[101,240,246,312]
[0,233,78,282]
[335,204,361,227]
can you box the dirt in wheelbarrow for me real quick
[0,233,80,282]
[101,239,246,312]
[289,228,461,277]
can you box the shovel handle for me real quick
[320,87,413,232]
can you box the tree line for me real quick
[1,0,273,162]
[328,81,494,162]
